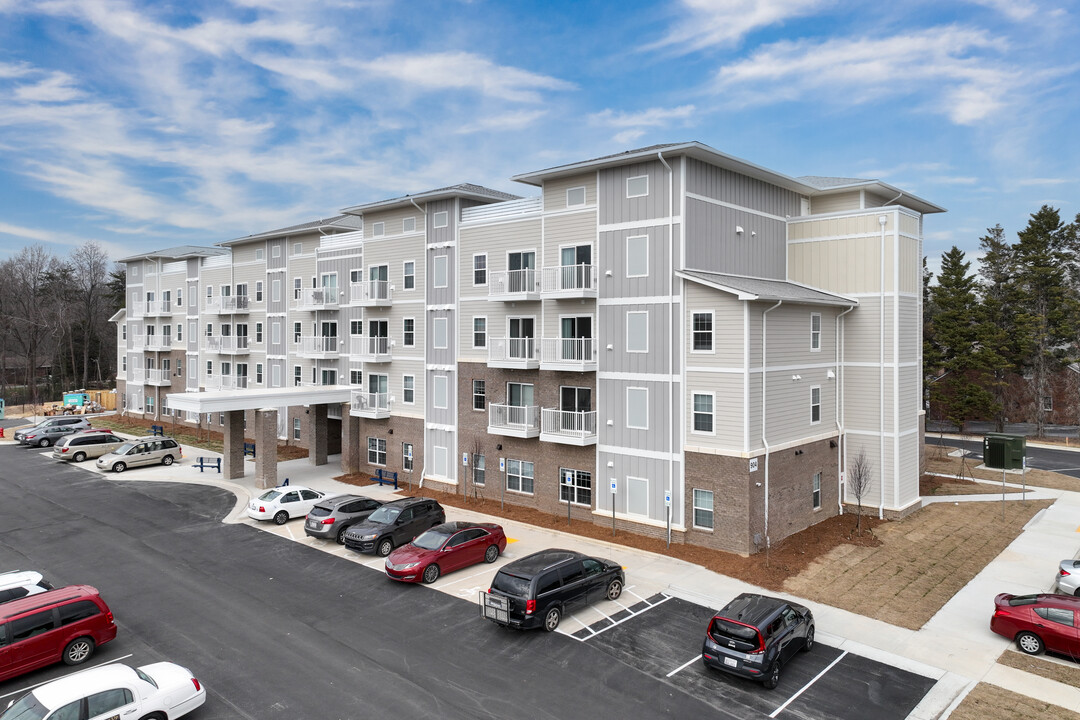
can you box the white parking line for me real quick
[768,651,848,718]
[572,593,673,642]
[0,654,135,700]
[666,654,701,678]
[435,567,495,588]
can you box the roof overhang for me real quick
[118,247,229,263]
[677,271,857,307]
[166,385,352,414]
[811,181,945,215]
[340,187,519,216]
[220,221,361,247]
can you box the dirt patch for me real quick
[998,649,1080,689]
[90,415,308,462]
[919,473,1028,496]
[948,682,1080,720]
[925,443,1077,492]
[783,499,1051,629]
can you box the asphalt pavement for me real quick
[926,433,1080,479]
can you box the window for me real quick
[813,472,822,510]
[627,235,648,277]
[627,387,648,429]
[122,356,127,372]
[403,318,415,347]
[350,369,363,385]
[473,317,487,348]
[255,322,263,343]
[293,322,302,344]
[403,217,416,233]
[693,393,714,433]
[372,221,385,237]
[145,395,154,414]
[626,476,648,516]
[11,610,56,642]
[403,443,414,472]
[256,364,263,384]
[87,688,133,717]
[294,366,302,387]
[122,325,126,341]
[473,254,487,285]
[692,312,713,352]
[403,261,415,290]
[293,242,302,256]
[507,459,534,494]
[693,489,714,529]
[1035,606,1075,626]
[189,361,197,380]
[272,244,281,258]
[811,386,821,423]
[271,321,281,345]
[293,418,301,440]
[626,311,648,352]
[473,454,485,486]
[206,360,213,377]
[1043,396,1054,412]
[472,379,486,410]
[176,358,182,377]
[567,186,586,207]
[626,175,649,198]
[433,255,448,288]
[176,324,183,342]
[433,375,448,408]
[350,320,363,336]
[433,210,448,228]
[293,277,302,300]
[434,317,448,349]
[810,313,821,352]
[560,469,592,506]
[272,279,281,302]
[256,248,265,261]
[206,285,213,300]
[368,437,387,465]
[272,364,281,387]
[402,375,414,404]
[256,281,263,302]
[176,288,182,307]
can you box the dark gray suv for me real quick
[304,494,383,544]
[343,497,445,556]
[15,417,91,447]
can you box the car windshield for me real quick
[0,692,49,720]
[258,490,282,501]
[113,443,136,455]
[367,506,401,524]
[412,529,451,550]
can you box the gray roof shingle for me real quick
[678,270,856,306]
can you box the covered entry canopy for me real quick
[166,385,352,414]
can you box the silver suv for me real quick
[53,431,127,463]
[14,417,92,447]
[95,436,183,473]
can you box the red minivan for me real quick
[0,585,118,682]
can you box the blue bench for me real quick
[150,424,164,437]
[370,468,398,489]
[243,442,256,458]
[193,457,221,473]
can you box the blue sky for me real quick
[0,0,1077,278]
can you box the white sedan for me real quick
[247,485,330,525]
[0,661,205,720]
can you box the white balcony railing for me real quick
[348,336,391,361]
[541,264,597,296]
[213,375,249,390]
[488,403,540,437]
[488,337,539,368]
[350,280,392,306]
[540,338,597,370]
[144,299,172,315]
[297,336,339,356]
[350,391,390,419]
[540,409,597,446]
[144,335,170,351]
[293,287,340,310]
[145,368,172,386]
[129,368,145,384]
[205,295,250,314]
[203,336,250,354]
[488,269,540,300]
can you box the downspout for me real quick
[835,305,854,514]
[409,196,429,487]
[761,300,782,550]
[878,214,887,519]
[658,151,674,543]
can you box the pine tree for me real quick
[977,225,1023,431]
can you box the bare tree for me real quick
[848,449,874,535]
[69,242,111,388]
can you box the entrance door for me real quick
[235,323,248,350]
[508,251,535,293]
[321,321,337,353]
[368,320,388,355]
[561,386,591,412]
[368,374,388,408]
[560,245,592,290]
[509,317,534,359]
[370,265,389,301]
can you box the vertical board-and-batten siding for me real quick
[684,158,803,218]
[597,160,675,226]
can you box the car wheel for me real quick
[606,578,623,601]
[62,637,95,666]
[336,526,349,545]
[803,624,815,652]
[377,538,394,557]
[138,713,167,720]
[273,511,289,525]
[72,452,87,463]
[113,462,127,473]
[1017,631,1044,655]
[423,564,441,584]
[38,437,51,448]
[1074,588,1080,598]
[543,606,562,632]
[762,661,781,689]
[484,545,500,563]
[162,455,174,466]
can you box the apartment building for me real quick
[115,142,941,555]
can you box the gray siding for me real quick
[684,158,801,218]
[684,198,787,279]
[598,160,673,226]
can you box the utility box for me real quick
[983,433,1026,470]
[0,398,5,420]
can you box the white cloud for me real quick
[1016,177,1071,186]
[590,105,696,128]
[651,0,831,52]
[13,71,83,102]
[613,129,647,145]
[965,0,1039,21]
[455,110,548,134]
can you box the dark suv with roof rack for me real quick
[343,497,444,556]
[701,592,815,689]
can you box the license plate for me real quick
[723,657,737,668]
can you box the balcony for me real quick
[541,265,597,299]
[488,337,539,370]
[350,391,390,419]
[129,368,145,384]
[350,280,392,307]
[204,295,250,314]
[204,336,251,355]
[488,403,540,438]
[144,299,172,316]
[296,336,340,359]
[144,335,171,352]
[488,269,540,302]
[130,334,145,350]
[211,375,249,390]
[540,409,597,446]
[145,369,173,386]
[293,287,340,311]
[349,336,392,363]
[540,338,597,372]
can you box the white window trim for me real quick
[403,217,417,233]
[566,186,586,207]
[626,387,648,430]
[472,253,488,287]
[506,459,535,496]
[371,221,385,237]
[293,242,303,256]
[433,317,448,349]
[691,310,714,354]
[433,446,449,478]
[402,374,415,405]
[626,174,649,199]
[626,475,649,517]
[403,260,416,291]
[433,255,449,288]
[810,312,822,353]
[626,234,649,278]
[813,472,822,510]
[403,317,416,347]
[472,316,487,349]
[272,244,281,258]
[433,211,449,229]
[691,391,715,436]
[692,488,715,530]
[626,311,648,353]
[810,385,821,425]
[433,375,449,409]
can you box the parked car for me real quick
[52,431,126,463]
[14,417,92,447]
[1056,561,1080,596]
[248,485,329,525]
[701,593,815,689]
[344,497,446,556]
[0,585,117,682]
[481,548,624,632]
[991,593,1080,656]
[95,436,182,473]
[0,570,53,605]
[304,494,383,543]
[0,662,205,720]
[386,521,506,584]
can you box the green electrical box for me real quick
[983,433,1026,470]
[0,398,5,420]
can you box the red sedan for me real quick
[385,521,506,584]
[991,593,1080,656]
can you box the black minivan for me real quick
[481,549,623,632]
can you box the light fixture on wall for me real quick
[496,444,502,450]
[736,226,744,234]
[388,429,393,435]
[792,374,801,381]
[827,370,836,380]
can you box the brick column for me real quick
[341,403,360,475]
[223,409,245,480]
[309,403,328,466]
[254,408,278,489]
